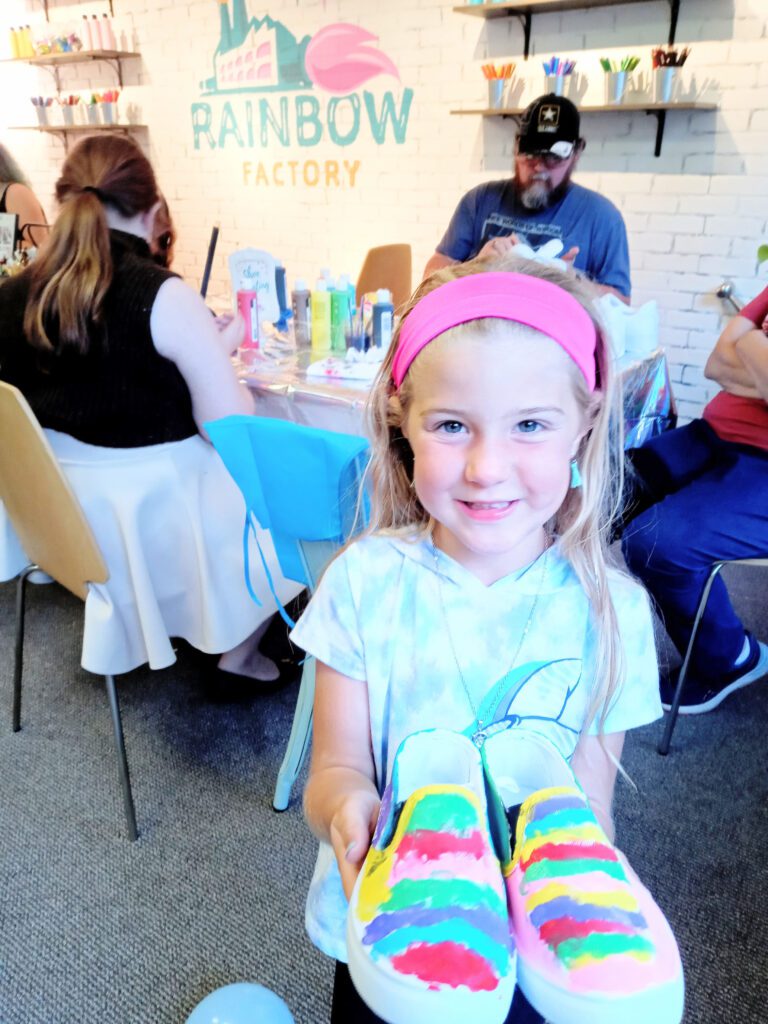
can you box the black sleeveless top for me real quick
[0,229,198,447]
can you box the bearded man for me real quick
[424,94,631,302]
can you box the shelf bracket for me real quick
[103,57,124,88]
[40,0,113,19]
[514,13,533,60]
[647,107,667,157]
[38,64,62,92]
[667,0,680,45]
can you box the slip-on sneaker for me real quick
[346,729,516,1024]
[661,634,768,715]
[483,728,684,1024]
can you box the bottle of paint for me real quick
[101,13,117,51]
[372,289,394,349]
[82,15,93,50]
[291,279,311,349]
[21,26,34,57]
[237,288,260,349]
[330,281,350,353]
[311,279,331,352]
[10,28,20,59]
[91,14,103,50]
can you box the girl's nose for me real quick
[465,438,510,486]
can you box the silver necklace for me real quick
[432,540,549,748]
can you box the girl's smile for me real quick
[402,324,587,584]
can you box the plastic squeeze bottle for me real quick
[311,279,331,352]
[291,279,311,348]
[101,13,117,51]
[372,288,394,349]
[82,15,93,50]
[330,281,350,353]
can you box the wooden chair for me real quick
[206,414,369,811]
[0,382,138,840]
[658,558,768,755]
[356,243,413,313]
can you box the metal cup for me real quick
[34,106,49,127]
[545,73,565,97]
[61,105,74,126]
[101,102,116,124]
[86,105,100,125]
[488,79,505,109]
[604,70,628,105]
[654,65,678,103]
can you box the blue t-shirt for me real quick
[437,179,631,298]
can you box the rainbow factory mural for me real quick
[191,2,415,188]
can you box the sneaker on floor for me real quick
[346,729,516,1024]
[483,728,684,1024]
[660,634,768,715]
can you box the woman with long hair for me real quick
[0,134,300,684]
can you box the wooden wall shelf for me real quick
[3,51,139,88]
[11,123,148,153]
[450,101,717,156]
[36,0,114,20]
[454,0,682,58]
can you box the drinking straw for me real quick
[200,224,219,299]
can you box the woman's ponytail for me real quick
[24,188,112,352]
[22,134,159,355]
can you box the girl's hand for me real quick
[329,791,381,900]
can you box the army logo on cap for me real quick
[538,103,560,132]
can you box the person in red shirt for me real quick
[621,286,768,713]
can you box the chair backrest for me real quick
[205,415,370,593]
[0,382,107,600]
[356,244,413,313]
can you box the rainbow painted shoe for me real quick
[483,729,684,1024]
[346,729,516,1024]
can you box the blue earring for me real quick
[570,458,582,489]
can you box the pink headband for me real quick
[391,272,597,391]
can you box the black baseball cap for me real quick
[517,94,581,159]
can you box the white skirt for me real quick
[0,430,303,677]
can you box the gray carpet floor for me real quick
[0,563,766,1024]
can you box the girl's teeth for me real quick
[469,501,509,509]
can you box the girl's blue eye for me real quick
[438,420,465,434]
[518,420,541,433]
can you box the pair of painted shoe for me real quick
[346,729,684,1024]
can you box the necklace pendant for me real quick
[472,729,486,749]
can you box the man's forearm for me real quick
[423,251,458,279]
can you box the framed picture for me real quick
[0,212,19,262]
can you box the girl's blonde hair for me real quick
[365,253,626,734]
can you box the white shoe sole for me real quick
[663,642,768,715]
[517,958,684,1024]
[346,911,515,1024]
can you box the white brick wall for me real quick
[2,0,767,422]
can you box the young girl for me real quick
[292,255,662,1022]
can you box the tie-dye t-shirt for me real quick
[290,532,661,961]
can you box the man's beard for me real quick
[516,170,572,210]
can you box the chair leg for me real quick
[104,674,139,841]
[658,563,723,756]
[12,565,38,733]
[273,657,315,812]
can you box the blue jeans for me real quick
[621,420,768,677]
